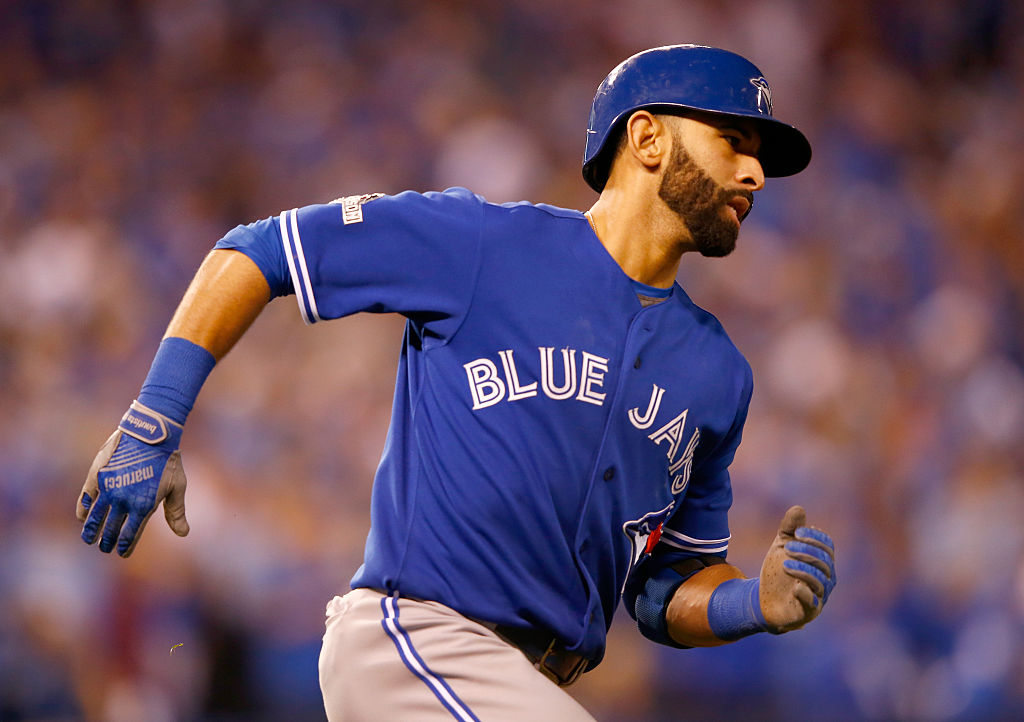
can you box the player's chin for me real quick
[695,219,739,258]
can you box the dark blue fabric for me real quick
[634,563,694,647]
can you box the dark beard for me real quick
[657,140,753,258]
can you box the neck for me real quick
[586,188,688,289]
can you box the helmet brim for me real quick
[753,116,812,178]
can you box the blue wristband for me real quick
[707,578,771,641]
[136,337,216,424]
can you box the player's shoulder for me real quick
[388,188,584,230]
[324,187,583,226]
[475,197,587,241]
[358,186,487,214]
[310,187,488,231]
[405,192,585,240]
[672,287,752,375]
[492,198,585,222]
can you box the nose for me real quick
[738,155,765,192]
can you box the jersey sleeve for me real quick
[216,187,485,340]
[215,220,294,298]
[657,360,753,562]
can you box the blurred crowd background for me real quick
[2,0,1023,720]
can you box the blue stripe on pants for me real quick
[379,595,481,722]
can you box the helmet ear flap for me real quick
[582,44,812,192]
[584,119,630,193]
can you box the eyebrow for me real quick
[719,123,752,139]
[716,119,763,149]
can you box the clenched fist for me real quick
[759,505,836,632]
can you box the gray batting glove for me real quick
[759,505,836,633]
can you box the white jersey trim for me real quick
[279,208,322,325]
[659,527,731,554]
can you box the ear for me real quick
[624,110,671,171]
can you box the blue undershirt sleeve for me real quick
[214,218,293,298]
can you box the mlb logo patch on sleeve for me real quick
[332,193,385,224]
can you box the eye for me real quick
[722,133,742,149]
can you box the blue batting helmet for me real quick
[582,44,812,192]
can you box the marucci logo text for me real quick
[105,465,154,490]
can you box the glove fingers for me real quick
[99,506,128,554]
[81,497,111,545]
[790,539,837,602]
[795,526,835,553]
[118,508,156,558]
[785,554,834,596]
[785,540,835,577]
[77,490,96,521]
[783,558,827,599]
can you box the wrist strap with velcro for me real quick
[119,400,183,445]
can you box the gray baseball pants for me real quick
[318,588,597,721]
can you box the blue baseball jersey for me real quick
[215,187,753,665]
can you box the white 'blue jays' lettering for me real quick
[464,347,610,410]
[628,384,665,429]
[648,408,701,495]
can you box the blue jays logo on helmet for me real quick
[582,45,811,192]
[749,77,773,115]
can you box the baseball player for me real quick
[77,45,836,720]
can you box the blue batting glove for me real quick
[76,401,190,557]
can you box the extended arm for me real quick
[165,249,272,359]
[76,250,272,556]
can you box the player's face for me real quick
[657,115,764,257]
